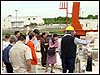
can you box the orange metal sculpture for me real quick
[59,2,98,36]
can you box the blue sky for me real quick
[1,1,99,18]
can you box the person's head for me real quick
[5,33,10,40]
[53,33,58,41]
[18,35,26,43]
[14,31,20,38]
[33,29,40,37]
[29,32,35,40]
[9,36,16,44]
[65,26,75,36]
[41,32,47,38]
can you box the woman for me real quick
[45,33,58,73]
[26,32,37,73]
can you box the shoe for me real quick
[42,65,46,67]
[45,71,48,73]
[51,71,55,73]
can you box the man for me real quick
[33,29,40,50]
[2,33,11,70]
[14,31,20,42]
[9,35,33,73]
[60,26,94,73]
[2,36,15,73]
[39,32,49,67]
[2,33,11,50]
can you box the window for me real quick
[33,18,35,20]
[28,18,30,20]
[86,24,87,27]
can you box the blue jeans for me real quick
[61,57,75,73]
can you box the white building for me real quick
[2,16,44,29]
[79,19,98,30]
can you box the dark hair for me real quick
[41,32,46,37]
[14,31,20,35]
[66,30,74,34]
[29,33,34,40]
[53,33,58,37]
[10,36,16,43]
[18,35,26,41]
[20,33,23,35]
[33,29,40,35]
[5,33,10,39]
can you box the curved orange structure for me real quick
[72,2,98,36]
[59,2,98,36]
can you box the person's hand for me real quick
[44,43,48,45]
[90,38,95,43]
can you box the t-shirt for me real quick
[2,41,10,50]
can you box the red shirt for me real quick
[27,40,37,65]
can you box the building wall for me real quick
[2,16,44,29]
[79,19,98,30]
[2,17,11,29]
[23,16,44,25]
[2,17,98,30]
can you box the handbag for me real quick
[47,47,56,56]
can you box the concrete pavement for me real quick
[2,52,99,74]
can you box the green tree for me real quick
[87,14,94,19]
[94,15,98,19]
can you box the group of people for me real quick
[2,26,94,73]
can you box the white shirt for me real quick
[58,34,92,55]
[25,35,29,44]
[64,34,91,45]
[2,41,10,50]
[25,35,39,49]
[33,36,39,49]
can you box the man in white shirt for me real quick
[9,35,33,73]
[2,33,10,50]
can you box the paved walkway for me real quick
[2,52,99,74]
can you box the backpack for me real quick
[2,44,12,64]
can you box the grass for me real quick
[41,28,65,35]
[2,28,65,36]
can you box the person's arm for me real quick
[74,37,94,45]
[54,40,58,48]
[25,46,33,73]
[25,35,29,44]
[49,40,53,48]
[58,38,62,55]
[26,59,32,73]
